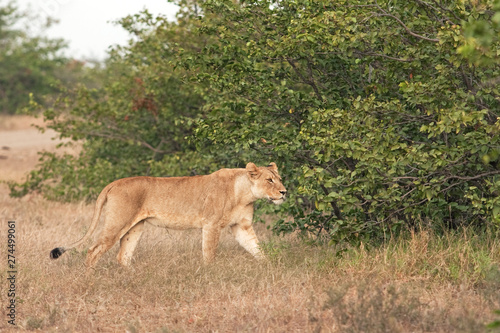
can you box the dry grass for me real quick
[1,116,499,332]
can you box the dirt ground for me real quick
[0,115,66,182]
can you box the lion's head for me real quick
[246,162,287,204]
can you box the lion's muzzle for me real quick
[270,190,287,205]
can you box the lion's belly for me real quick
[144,214,204,230]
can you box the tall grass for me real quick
[1,185,499,332]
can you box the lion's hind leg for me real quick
[85,226,124,268]
[85,241,112,269]
[85,202,145,269]
[116,221,145,267]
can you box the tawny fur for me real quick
[50,162,286,268]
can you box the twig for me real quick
[86,131,173,154]
[286,58,324,101]
[372,1,439,43]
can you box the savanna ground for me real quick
[0,115,499,332]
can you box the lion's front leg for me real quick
[202,224,221,263]
[231,223,265,260]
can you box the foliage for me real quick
[175,0,500,243]
[9,8,208,201]
[11,0,500,243]
[458,0,500,65]
[0,0,71,114]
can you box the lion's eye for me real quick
[267,178,274,183]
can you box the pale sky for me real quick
[18,0,179,61]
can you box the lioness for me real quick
[50,162,286,267]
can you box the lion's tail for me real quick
[50,183,114,260]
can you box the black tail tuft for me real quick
[50,247,65,259]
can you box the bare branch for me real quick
[85,131,173,154]
[428,0,461,23]
[372,12,439,42]
[442,170,500,182]
[286,58,324,101]
[372,1,439,43]
[353,50,414,62]
[413,0,456,26]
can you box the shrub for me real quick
[11,0,500,242]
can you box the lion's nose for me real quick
[279,190,287,196]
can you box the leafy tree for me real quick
[11,0,500,244]
[0,0,69,113]
[9,8,208,201]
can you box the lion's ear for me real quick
[268,162,278,172]
[246,162,260,179]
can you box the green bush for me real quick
[0,0,78,114]
[176,0,500,242]
[11,0,500,243]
